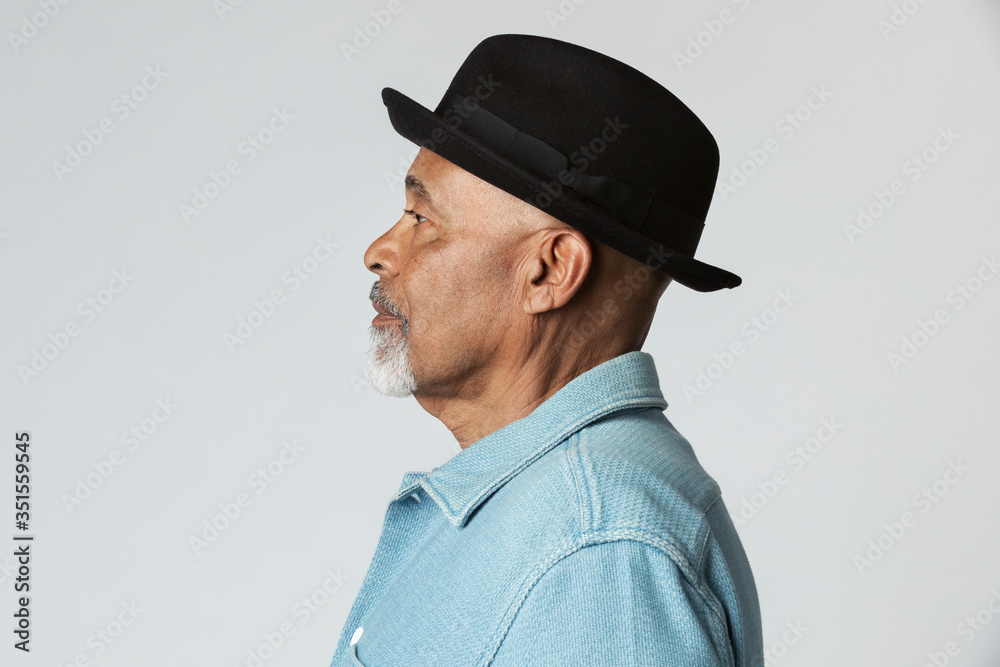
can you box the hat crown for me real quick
[437,34,720,224]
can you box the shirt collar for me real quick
[390,351,668,528]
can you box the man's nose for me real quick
[363,215,407,277]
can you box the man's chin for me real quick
[364,366,418,397]
[366,378,416,398]
[364,326,418,397]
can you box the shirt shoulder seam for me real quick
[480,531,734,666]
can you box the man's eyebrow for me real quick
[405,175,432,205]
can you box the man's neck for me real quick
[413,345,628,450]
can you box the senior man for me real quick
[330,34,763,666]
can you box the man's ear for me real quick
[521,228,592,314]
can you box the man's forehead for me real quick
[403,149,471,211]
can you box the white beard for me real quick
[364,322,418,397]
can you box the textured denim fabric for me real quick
[329,351,763,666]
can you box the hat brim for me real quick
[381,87,741,292]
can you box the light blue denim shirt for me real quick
[330,351,763,666]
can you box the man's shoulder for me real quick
[507,405,724,568]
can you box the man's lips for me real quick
[371,301,401,325]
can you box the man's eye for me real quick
[404,209,428,225]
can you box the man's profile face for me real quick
[363,148,527,399]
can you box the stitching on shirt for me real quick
[480,531,735,667]
[565,433,589,534]
[696,494,720,570]
[703,491,722,516]
[577,427,602,530]
[607,531,734,667]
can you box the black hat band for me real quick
[437,91,705,256]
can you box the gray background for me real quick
[1,0,998,665]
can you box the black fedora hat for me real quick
[381,34,741,292]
